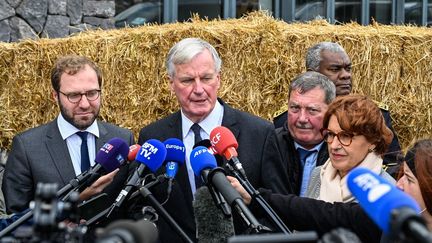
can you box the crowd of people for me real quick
[0,38,430,243]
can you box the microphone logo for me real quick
[192,148,208,159]
[115,154,126,164]
[165,144,185,152]
[167,162,176,170]
[352,172,392,203]
[210,132,221,146]
[100,143,114,153]
[141,142,160,159]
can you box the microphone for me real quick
[107,139,166,217]
[210,126,247,179]
[128,144,141,162]
[193,140,232,217]
[190,146,265,233]
[193,186,235,243]
[163,138,186,196]
[58,137,129,199]
[96,219,158,243]
[347,167,432,242]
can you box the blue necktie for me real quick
[298,148,315,197]
[191,123,204,188]
[77,131,90,173]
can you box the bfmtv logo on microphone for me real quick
[140,142,160,160]
[351,173,391,203]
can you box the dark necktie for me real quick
[77,131,91,173]
[191,123,203,188]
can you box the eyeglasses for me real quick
[321,129,355,146]
[58,89,101,104]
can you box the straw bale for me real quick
[0,11,431,152]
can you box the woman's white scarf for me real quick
[318,152,383,203]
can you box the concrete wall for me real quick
[0,0,115,42]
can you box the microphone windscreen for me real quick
[164,138,186,166]
[210,126,238,155]
[128,144,141,161]
[190,146,217,177]
[347,167,420,233]
[98,219,158,243]
[193,187,235,243]
[135,139,167,173]
[95,137,129,172]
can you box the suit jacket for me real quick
[275,124,329,195]
[136,99,289,243]
[3,118,134,213]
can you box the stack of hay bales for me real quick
[0,11,431,151]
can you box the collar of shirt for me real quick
[57,113,99,139]
[181,100,224,197]
[294,141,324,154]
[181,101,224,140]
[57,113,99,175]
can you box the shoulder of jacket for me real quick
[372,100,389,111]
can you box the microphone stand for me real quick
[0,210,33,238]
[226,163,292,234]
[85,174,165,227]
[207,185,232,217]
[138,178,194,243]
[205,167,270,235]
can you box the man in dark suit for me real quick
[2,55,134,214]
[273,42,402,175]
[137,38,289,242]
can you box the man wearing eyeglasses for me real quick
[3,55,134,214]
[276,71,336,196]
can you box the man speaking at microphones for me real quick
[136,38,289,242]
[3,55,134,215]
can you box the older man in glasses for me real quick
[276,71,336,196]
[3,55,134,214]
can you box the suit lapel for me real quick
[96,121,109,151]
[220,99,240,138]
[168,112,194,203]
[45,119,76,184]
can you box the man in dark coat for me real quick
[275,71,335,195]
[136,38,290,242]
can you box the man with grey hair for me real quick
[136,38,289,242]
[274,42,402,175]
[276,71,336,196]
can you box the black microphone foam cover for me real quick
[193,187,235,243]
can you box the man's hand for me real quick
[227,175,252,205]
[79,168,120,201]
